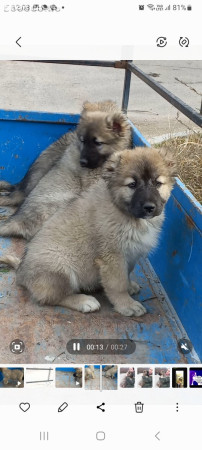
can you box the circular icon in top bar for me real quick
[10,339,25,354]
[179,37,189,47]
[156,37,167,47]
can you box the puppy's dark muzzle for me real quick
[143,202,156,215]
[80,158,88,167]
[80,157,99,169]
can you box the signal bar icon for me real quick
[73,342,80,351]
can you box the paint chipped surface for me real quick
[0,210,198,364]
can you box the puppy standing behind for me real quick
[1,147,176,317]
[0,100,131,240]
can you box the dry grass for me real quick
[155,133,202,203]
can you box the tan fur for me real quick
[1,147,175,318]
[0,101,132,240]
[104,366,118,378]
[0,255,20,269]
[85,366,95,380]
[1,368,24,385]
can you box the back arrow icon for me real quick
[155,431,160,441]
[16,37,22,47]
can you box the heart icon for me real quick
[19,403,30,412]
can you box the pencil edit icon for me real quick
[58,402,68,412]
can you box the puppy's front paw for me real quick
[128,280,141,295]
[78,296,101,313]
[115,299,146,317]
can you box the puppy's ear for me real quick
[106,112,129,137]
[82,101,99,113]
[157,147,178,176]
[82,100,117,113]
[102,151,122,180]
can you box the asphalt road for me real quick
[0,60,201,141]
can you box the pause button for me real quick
[73,342,80,351]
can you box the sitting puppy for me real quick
[1,368,24,386]
[1,147,176,317]
[104,366,118,379]
[0,101,131,240]
[85,366,95,380]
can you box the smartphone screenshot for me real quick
[0,0,201,447]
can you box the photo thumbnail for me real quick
[85,365,100,390]
[172,368,187,388]
[119,367,135,388]
[0,367,24,388]
[155,368,170,388]
[137,368,153,388]
[189,368,202,387]
[55,367,83,388]
[102,365,118,390]
[25,368,54,388]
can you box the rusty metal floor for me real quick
[0,206,199,365]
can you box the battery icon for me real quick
[187,5,192,10]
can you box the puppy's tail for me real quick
[0,255,21,270]
[0,181,15,192]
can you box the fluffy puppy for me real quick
[1,368,24,385]
[104,366,118,378]
[0,100,131,240]
[0,147,176,317]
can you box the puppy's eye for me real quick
[127,181,137,189]
[80,136,84,143]
[93,138,103,146]
[155,180,163,187]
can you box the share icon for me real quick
[97,402,105,412]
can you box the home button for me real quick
[96,431,105,441]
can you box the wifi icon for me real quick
[147,4,155,10]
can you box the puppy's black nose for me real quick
[80,158,88,167]
[143,202,156,213]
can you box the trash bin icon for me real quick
[135,402,144,413]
